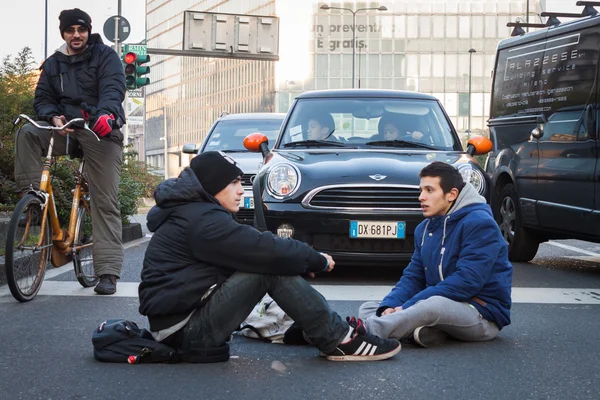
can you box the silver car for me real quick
[183,112,285,224]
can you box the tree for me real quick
[0,47,37,207]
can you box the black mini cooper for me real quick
[244,89,492,266]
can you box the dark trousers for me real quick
[14,122,124,277]
[167,272,349,354]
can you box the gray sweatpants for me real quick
[14,122,124,277]
[359,296,499,342]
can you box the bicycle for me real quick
[4,114,100,302]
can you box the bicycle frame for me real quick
[29,133,92,257]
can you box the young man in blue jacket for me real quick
[358,161,513,347]
[139,151,401,362]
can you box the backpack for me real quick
[237,295,309,345]
[92,319,180,364]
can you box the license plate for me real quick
[243,196,254,209]
[349,221,406,239]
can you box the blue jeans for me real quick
[175,272,349,354]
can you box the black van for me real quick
[486,7,600,262]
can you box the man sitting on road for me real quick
[357,161,513,348]
[138,151,401,362]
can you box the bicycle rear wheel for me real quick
[73,204,97,287]
[4,194,51,302]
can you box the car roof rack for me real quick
[219,111,229,117]
[507,0,600,36]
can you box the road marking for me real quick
[546,241,600,257]
[1,282,599,304]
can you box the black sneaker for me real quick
[94,275,117,295]
[325,319,401,361]
[413,326,448,348]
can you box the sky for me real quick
[0,0,584,67]
[0,0,145,66]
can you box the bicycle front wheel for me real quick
[73,204,97,287]
[4,194,51,302]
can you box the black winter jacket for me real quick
[34,34,126,125]
[139,168,327,331]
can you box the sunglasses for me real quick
[64,27,89,35]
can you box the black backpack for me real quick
[92,319,181,364]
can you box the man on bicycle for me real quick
[14,8,126,295]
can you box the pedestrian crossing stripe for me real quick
[1,281,599,304]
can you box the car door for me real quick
[534,25,599,236]
[535,109,596,235]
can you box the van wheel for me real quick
[496,183,539,262]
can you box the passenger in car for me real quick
[139,151,402,362]
[306,112,336,140]
[355,161,513,348]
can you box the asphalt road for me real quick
[0,223,599,400]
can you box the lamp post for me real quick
[320,4,387,88]
[284,80,295,110]
[44,0,48,59]
[467,48,476,137]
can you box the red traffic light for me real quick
[124,52,136,64]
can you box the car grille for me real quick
[312,234,414,253]
[241,174,255,187]
[235,208,254,222]
[304,185,421,210]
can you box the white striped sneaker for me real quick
[325,319,401,361]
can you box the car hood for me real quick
[268,149,467,186]
[220,151,263,175]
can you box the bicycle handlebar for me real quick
[15,114,99,141]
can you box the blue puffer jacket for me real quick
[379,183,513,329]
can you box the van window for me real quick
[541,110,587,142]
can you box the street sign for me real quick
[182,11,279,61]
[103,15,131,42]
[124,44,147,55]
[128,88,143,97]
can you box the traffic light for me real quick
[122,51,151,90]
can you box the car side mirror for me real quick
[244,133,272,160]
[182,143,198,154]
[466,135,493,156]
[531,114,546,140]
[531,125,543,140]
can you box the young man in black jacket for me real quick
[14,8,125,295]
[139,151,401,362]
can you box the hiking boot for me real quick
[325,319,401,361]
[94,275,117,295]
[413,326,448,348]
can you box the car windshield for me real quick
[279,98,458,150]
[204,119,282,152]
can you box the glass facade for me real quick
[145,0,542,175]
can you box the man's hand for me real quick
[381,306,403,316]
[51,115,74,136]
[320,252,335,272]
[408,130,424,140]
[90,114,115,137]
[307,253,336,279]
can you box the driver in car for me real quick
[378,113,424,141]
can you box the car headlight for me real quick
[266,163,301,198]
[457,163,486,195]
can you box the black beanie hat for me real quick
[190,151,244,196]
[59,8,92,35]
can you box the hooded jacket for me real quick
[139,168,328,331]
[34,33,126,125]
[379,183,513,329]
